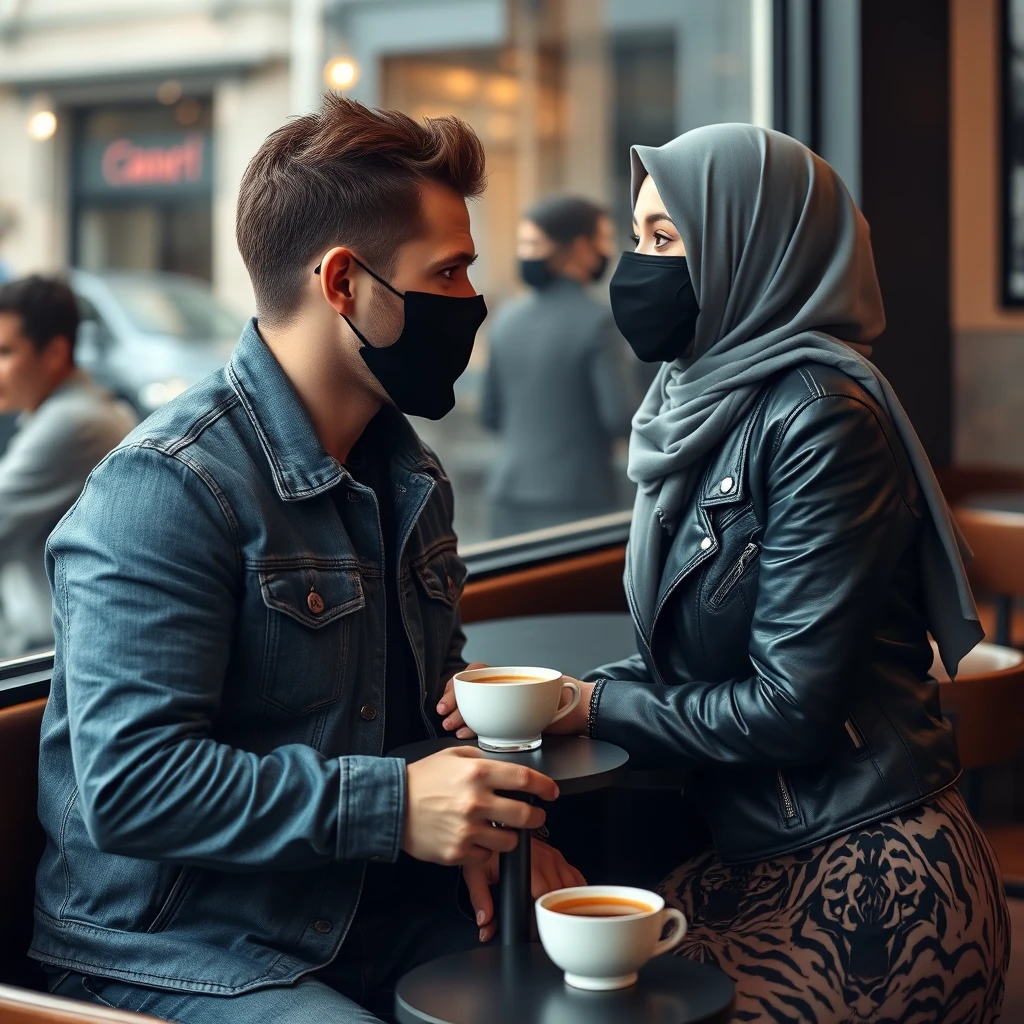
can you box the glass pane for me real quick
[360,0,765,545]
[101,276,244,341]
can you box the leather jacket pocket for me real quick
[776,770,801,827]
[708,541,761,608]
[259,566,365,715]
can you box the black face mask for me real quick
[519,258,557,289]
[609,251,700,363]
[317,256,487,420]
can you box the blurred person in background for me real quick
[0,275,135,657]
[480,195,635,537]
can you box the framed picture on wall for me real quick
[1003,0,1024,304]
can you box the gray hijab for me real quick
[626,123,981,677]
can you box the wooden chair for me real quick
[0,699,47,991]
[934,465,1024,507]
[931,641,1024,894]
[0,984,158,1022]
[953,507,1024,648]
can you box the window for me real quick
[359,0,769,546]
[0,0,771,672]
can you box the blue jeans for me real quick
[48,862,481,1023]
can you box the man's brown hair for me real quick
[236,95,486,324]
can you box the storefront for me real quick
[71,101,214,281]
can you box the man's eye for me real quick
[440,267,456,280]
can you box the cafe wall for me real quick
[951,0,1024,466]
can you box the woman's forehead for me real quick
[633,175,673,225]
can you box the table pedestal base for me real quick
[499,827,531,945]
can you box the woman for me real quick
[441,125,1009,1022]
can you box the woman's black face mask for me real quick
[609,251,700,363]
[316,256,487,420]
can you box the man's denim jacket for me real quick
[31,320,468,994]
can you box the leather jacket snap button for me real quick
[700,536,712,551]
[720,476,735,493]
[360,704,378,721]
[307,590,325,614]
[314,919,333,934]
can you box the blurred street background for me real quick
[0,0,768,545]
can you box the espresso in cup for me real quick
[536,885,687,990]
[453,666,580,752]
[546,895,654,917]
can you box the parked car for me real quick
[70,270,246,418]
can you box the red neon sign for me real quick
[101,134,204,187]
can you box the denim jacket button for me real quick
[348,490,361,502]
[307,590,325,614]
[360,704,377,721]
[314,919,333,934]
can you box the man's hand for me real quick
[402,746,558,867]
[464,840,586,942]
[437,662,486,738]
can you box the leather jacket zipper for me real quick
[844,717,866,751]
[708,541,760,608]
[776,769,798,822]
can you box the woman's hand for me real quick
[463,839,586,942]
[437,662,487,738]
[543,677,596,736]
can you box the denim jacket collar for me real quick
[227,318,439,502]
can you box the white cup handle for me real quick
[549,678,581,724]
[652,908,687,956]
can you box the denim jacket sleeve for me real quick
[48,443,406,869]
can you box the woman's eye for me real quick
[630,233,640,245]
[653,231,670,249]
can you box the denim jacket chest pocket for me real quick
[411,543,467,666]
[258,565,365,715]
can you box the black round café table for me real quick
[389,612,736,1023]
[395,943,736,1024]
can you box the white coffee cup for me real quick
[536,885,687,991]
[452,666,581,752]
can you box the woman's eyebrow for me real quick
[644,212,675,228]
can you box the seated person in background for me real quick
[480,195,635,537]
[0,275,134,657]
[33,98,581,1024]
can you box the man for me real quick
[0,275,134,656]
[481,195,635,537]
[33,98,581,1022]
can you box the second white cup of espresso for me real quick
[453,666,581,752]
[536,885,687,990]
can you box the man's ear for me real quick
[42,335,73,374]
[318,247,361,318]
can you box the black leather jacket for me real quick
[588,363,960,865]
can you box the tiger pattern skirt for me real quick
[661,788,1009,1023]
